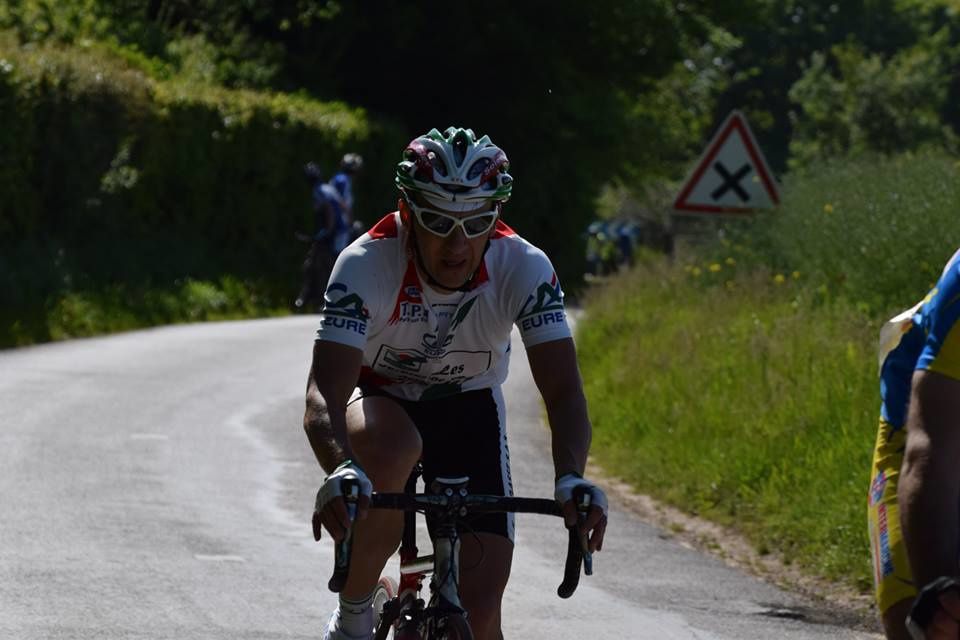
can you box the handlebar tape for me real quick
[557,485,591,598]
[328,478,359,593]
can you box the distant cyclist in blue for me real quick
[869,247,960,640]
[330,153,364,227]
[296,162,352,311]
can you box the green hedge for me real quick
[0,34,406,344]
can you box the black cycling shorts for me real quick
[349,385,515,541]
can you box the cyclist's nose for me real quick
[444,225,469,248]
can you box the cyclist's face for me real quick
[409,195,497,290]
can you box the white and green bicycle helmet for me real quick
[395,127,513,211]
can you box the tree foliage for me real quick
[2,0,960,296]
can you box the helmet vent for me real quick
[467,158,490,181]
[428,151,448,177]
[452,131,468,166]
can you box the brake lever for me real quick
[328,478,359,592]
[575,489,593,576]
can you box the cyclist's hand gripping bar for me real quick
[327,477,359,593]
[557,486,592,598]
[907,576,960,640]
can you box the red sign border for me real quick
[673,111,780,215]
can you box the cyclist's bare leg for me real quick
[880,598,913,640]
[458,532,514,640]
[341,395,422,601]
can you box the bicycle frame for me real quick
[328,468,593,639]
[379,473,470,639]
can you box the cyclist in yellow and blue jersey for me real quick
[869,248,960,640]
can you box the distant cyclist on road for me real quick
[296,162,352,311]
[869,247,960,640]
[304,127,609,640]
[331,152,364,227]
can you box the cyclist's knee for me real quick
[463,598,502,640]
[347,400,421,488]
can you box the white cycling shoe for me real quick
[322,608,374,640]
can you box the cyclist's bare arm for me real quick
[305,340,363,471]
[900,370,960,639]
[305,340,367,541]
[527,337,606,551]
[527,338,591,476]
[899,369,960,591]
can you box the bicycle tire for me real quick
[374,576,398,626]
[438,612,474,640]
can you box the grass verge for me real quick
[1,276,290,348]
[578,259,878,592]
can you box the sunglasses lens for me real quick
[463,213,497,236]
[418,210,456,235]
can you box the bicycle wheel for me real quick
[439,613,474,640]
[372,576,398,640]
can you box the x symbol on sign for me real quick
[711,162,751,202]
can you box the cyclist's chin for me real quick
[431,259,475,289]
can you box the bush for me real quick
[0,34,406,342]
[715,150,960,316]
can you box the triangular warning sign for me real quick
[673,110,780,214]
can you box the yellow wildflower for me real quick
[792,270,801,280]
[691,267,702,277]
[774,273,786,285]
[709,263,722,273]
[725,257,736,266]
[823,203,834,214]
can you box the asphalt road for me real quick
[0,316,881,639]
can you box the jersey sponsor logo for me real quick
[321,282,369,335]
[520,309,566,333]
[876,503,895,578]
[382,348,428,372]
[396,302,429,323]
[372,344,491,386]
[517,273,566,333]
[422,332,455,357]
[449,297,478,332]
[869,470,886,506]
[322,314,367,335]
[517,272,564,320]
[390,261,429,324]
[323,283,369,320]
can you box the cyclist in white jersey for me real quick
[305,127,608,640]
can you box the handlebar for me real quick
[906,576,960,640]
[558,485,593,598]
[323,483,593,598]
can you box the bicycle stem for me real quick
[430,522,463,610]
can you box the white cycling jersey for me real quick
[315,211,571,401]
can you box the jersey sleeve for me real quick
[917,251,960,380]
[315,245,379,349]
[510,245,572,348]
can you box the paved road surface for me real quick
[0,316,880,639]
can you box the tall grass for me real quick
[579,262,877,588]
[578,150,960,593]
[718,150,960,315]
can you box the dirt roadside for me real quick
[590,463,884,636]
